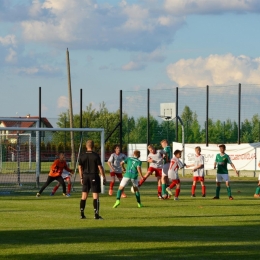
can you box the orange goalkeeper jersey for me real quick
[49,159,72,177]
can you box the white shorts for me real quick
[119,177,138,188]
[216,174,230,182]
[258,173,260,181]
[162,163,170,176]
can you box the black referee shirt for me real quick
[79,151,102,175]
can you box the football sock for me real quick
[216,186,220,197]
[67,183,71,194]
[93,199,99,217]
[255,186,260,194]
[109,181,114,190]
[192,185,196,195]
[227,186,232,197]
[175,188,180,197]
[169,181,176,189]
[202,185,206,195]
[135,191,141,203]
[80,199,86,216]
[116,189,122,200]
[138,176,147,187]
[158,186,162,196]
[162,184,167,195]
[52,185,59,194]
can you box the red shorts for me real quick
[148,167,162,177]
[193,176,204,182]
[110,172,123,178]
[170,179,180,185]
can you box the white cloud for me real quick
[5,48,17,63]
[122,61,146,71]
[166,54,260,87]
[122,47,166,71]
[164,0,260,15]
[0,35,17,47]
[57,96,69,109]
[15,65,61,76]
[18,0,184,52]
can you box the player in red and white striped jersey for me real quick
[165,150,185,200]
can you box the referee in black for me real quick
[78,140,106,219]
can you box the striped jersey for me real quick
[168,156,184,180]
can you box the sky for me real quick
[1,0,260,122]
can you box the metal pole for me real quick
[176,87,179,142]
[66,48,76,168]
[101,129,105,194]
[36,87,41,188]
[206,85,209,146]
[119,90,123,151]
[177,116,185,177]
[238,83,241,144]
[147,88,150,147]
[17,132,21,186]
[80,89,83,129]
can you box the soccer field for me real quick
[0,180,260,260]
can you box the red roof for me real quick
[0,117,53,133]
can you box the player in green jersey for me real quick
[160,139,172,199]
[113,150,144,208]
[213,144,238,200]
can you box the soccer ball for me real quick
[131,186,139,193]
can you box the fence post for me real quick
[238,83,241,144]
[120,90,123,151]
[176,87,178,142]
[147,88,150,148]
[206,85,209,146]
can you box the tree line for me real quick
[50,102,260,153]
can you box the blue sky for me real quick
[1,0,260,121]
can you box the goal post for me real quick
[0,126,105,194]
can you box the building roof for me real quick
[0,117,53,131]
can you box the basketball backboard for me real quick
[160,103,176,121]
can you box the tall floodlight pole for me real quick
[66,48,76,168]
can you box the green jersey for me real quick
[123,157,142,179]
[163,146,172,164]
[215,153,232,174]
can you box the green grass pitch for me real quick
[0,180,260,260]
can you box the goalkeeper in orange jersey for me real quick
[138,145,164,199]
[36,153,74,197]
[50,162,73,197]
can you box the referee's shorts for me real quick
[82,174,101,193]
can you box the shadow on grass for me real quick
[0,225,260,259]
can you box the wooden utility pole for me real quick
[66,48,76,168]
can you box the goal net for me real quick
[0,127,104,194]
